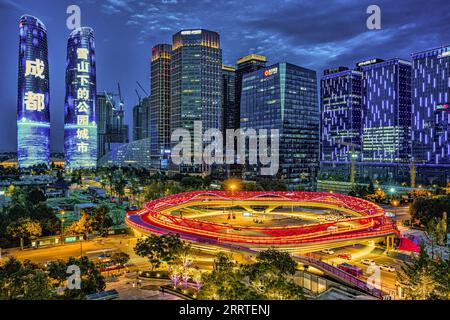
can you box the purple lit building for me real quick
[411,45,450,184]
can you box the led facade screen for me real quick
[17,15,51,168]
[64,27,97,169]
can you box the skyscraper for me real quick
[411,45,450,183]
[359,58,412,179]
[96,92,130,161]
[320,67,362,182]
[64,27,97,169]
[150,44,171,169]
[222,65,236,131]
[240,63,319,188]
[133,101,148,141]
[17,15,50,168]
[96,92,113,159]
[234,54,267,130]
[170,30,222,173]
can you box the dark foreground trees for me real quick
[199,249,304,300]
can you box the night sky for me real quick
[0,0,448,152]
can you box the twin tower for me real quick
[17,15,97,170]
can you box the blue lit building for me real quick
[360,58,412,180]
[411,45,450,184]
[319,67,362,185]
[240,62,319,188]
[64,27,97,169]
[17,15,50,168]
[321,67,362,162]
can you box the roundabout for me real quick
[126,191,398,249]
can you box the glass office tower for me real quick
[150,44,172,170]
[320,67,362,183]
[240,62,319,188]
[170,29,222,173]
[234,54,267,130]
[411,45,450,183]
[17,15,50,168]
[64,27,97,169]
[222,64,236,131]
[360,58,412,180]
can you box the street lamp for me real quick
[60,210,65,245]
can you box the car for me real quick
[321,248,335,255]
[337,253,352,260]
[380,264,396,272]
[361,259,376,266]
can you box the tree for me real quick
[199,249,304,300]
[61,256,105,300]
[134,233,184,270]
[110,252,130,266]
[7,218,42,250]
[90,204,113,237]
[397,243,437,300]
[256,249,296,276]
[66,211,93,238]
[0,257,54,300]
[409,196,450,227]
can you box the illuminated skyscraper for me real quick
[234,54,267,130]
[222,65,236,131]
[17,15,50,168]
[320,67,362,184]
[150,44,171,169]
[411,45,450,183]
[359,58,412,179]
[170,30,222,173]
[240,63,319,188]
[64,27,97,169]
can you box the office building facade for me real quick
[411,45,450,183]
[360,58,412,180]
[240,63,319,188]
[320,67,362,183]
[234,54,267,130]
[222,65,236,131]
[17,15,51,168]
[133,100,149,141]
[150,44,172,169]
[170,29,222,173]
[64,27,97,169]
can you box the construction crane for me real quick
[135,89,142,104]
[336,140,361,190]
[117,83,124,109]
[136,81,149,97]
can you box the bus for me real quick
[337,263,363,277]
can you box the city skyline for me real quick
[0,0,449,152]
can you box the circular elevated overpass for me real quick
[126,191,398,249]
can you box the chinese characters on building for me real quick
[75,48,90,154]
[24,58,45,111]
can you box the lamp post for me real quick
[60,210,65,245]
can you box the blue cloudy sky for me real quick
[0,0,448,152]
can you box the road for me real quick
[309,243,406,296]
